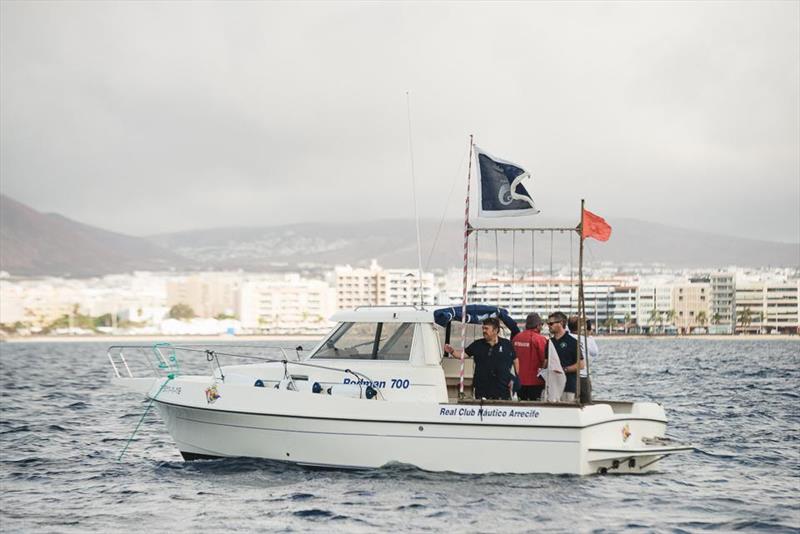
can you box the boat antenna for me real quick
[405,90,425,307]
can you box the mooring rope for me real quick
[117,373,175,461]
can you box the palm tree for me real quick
[696,311,708,331]
[623,312,632,335]
[737,306,753,332]
[711,313,721,325]
[665,309,677,332]
[648,308,661,334]
[603,317,619,334]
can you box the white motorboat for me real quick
[109,306,692,475]
[111,140,692,474]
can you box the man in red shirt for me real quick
[512,313,548,401]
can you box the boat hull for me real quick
[149,382,690,475]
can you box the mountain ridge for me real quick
[0,194,188,277]
[146,217,800,270]
[1,194,797,276]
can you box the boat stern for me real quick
[582,401,693,474]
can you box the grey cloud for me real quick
[1,1,797,242]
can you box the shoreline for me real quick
[2,333,797,344]
[0,334,318,344]
[598,334,797,340]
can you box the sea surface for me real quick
[1,338,798,533]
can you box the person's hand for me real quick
[443,344,454,356]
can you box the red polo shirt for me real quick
[512,329,547,386]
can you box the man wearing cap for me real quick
[511,313,548,401]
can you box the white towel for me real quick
[544,339,566,402]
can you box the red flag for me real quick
[582,209,612,241]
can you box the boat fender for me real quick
[254,379,265,388]
[365,386,377,399]
[312,382,323,394]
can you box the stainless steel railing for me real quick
[107,343,304,379]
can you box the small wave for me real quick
[676,519,798,532]
[694,448,738,459]
[396,503,425,510]
[0,425,30,434]
[1,457,47,466]
[343,489,374,497]
[293,508,334,518]
[8,471,49,481]
[426,511,449,518]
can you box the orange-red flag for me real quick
[582,209,612,241]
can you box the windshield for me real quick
[311,322,414,361]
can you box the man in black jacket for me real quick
[444,317,518,400]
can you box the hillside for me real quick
[147,217,800,271]
[0,195,187,276]
[2,193,796,276]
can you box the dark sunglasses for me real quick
[547,321,559,326]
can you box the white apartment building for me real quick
[238,274,336,333]
[335,260,436,309]
[735,279,799,334]
[0,278,89,326]
[0,273,168,328]
[710,272,736,334]
[463,277,636,329]
[672,279,712,333]
[0,280,25,325]
[637,284,673,332]
[166,273,241,318]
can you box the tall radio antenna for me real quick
[406,90,425,307]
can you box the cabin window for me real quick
[311,322,414,360]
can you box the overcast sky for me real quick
[1,1,798,243]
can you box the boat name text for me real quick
[342,377,411,389]
[439,407,541,419]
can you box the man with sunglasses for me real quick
[568,316,598,403]
[545,312,584,402]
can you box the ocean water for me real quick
[1,338,798,533]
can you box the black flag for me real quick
[475,146,539,217]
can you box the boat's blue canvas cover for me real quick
[433,305,519,336]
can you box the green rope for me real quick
[117,373,175,462]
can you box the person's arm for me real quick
[443,344,463,358]
[444,342,475,359]
[565,359,585,373]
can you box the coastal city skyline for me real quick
[2,261,797,337]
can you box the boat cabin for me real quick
[305,306,482,402]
